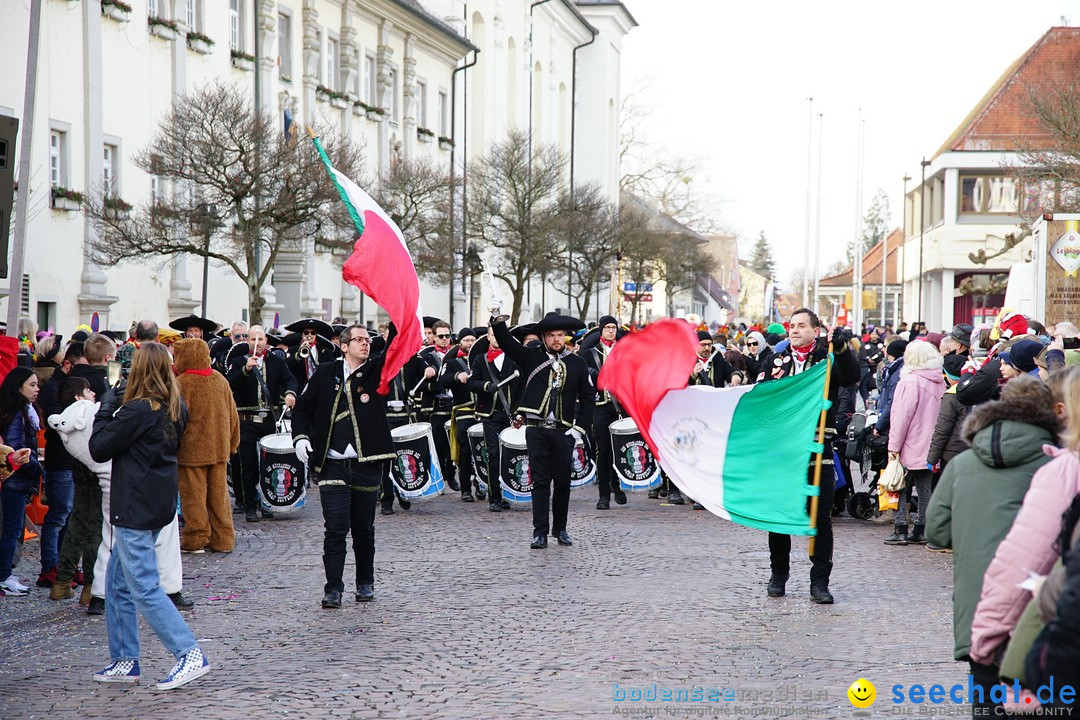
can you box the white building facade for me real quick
[0,0,634,333]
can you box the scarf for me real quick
[182,368,213,377]
[601,339,615,349]
[457,349,468,359]
[791,340,816,364]
[486,348,504,363]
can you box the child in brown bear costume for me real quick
[174,338,241,552]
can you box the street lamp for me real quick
[917,158,931,323]
[194,203,222,319]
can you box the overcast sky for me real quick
[621,0,1080,287]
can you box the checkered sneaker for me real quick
[93,659,141,683]
[156,648,210,690]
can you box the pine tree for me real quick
[750,231,776,280]
[848,189,891,262]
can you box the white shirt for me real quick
[327,359,367,460]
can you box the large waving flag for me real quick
[310,132,423,395]
[598,319,830,535]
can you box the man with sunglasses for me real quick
[211,322,249,374]
[409,321,459,492]
[291,325,397,609]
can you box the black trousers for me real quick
[237,419,275,511]
[318,459,385,594]
[455,415,476,493]
[381,416,411,507]
[968,660,1003,718]
[768,458,835,586]
[592,404,619,498]
[418,411,455,483]
[483,412,511,502]
[527,426,574,537]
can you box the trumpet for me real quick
[480,270,503,316]
[298,345,311,359]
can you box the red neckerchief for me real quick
[457,349,468,359]
[435,345,450,357]
[791,340,817,364]
[182,368,213,376]
[600,339,615,349]
[487,348,504,363]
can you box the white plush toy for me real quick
[48,399,112,481]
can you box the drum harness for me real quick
[516,353,567,430]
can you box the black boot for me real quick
[884,526,908,545]
[668,487,685,505]
[445,472,460,492]
[767,573,788,598]
[908,524,927,544]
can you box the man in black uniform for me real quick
[291,324,396,608]
[492,312,594,549]
[440,327,481,502]
[583,316,626,510]
[757,308,859,604]
[467,326,521,512]
[409,320,459,491]
[690,331,734,388]
[226,325,299,523]
[283,318,337,392]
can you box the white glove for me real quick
[565,428,583,442]
[295,439,312,464]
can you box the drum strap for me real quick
[525,355,559,392]
[252,366,274,410]
[485,359,512,414]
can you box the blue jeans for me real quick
[0,488,28,582]
[40,470,74,572]
[105,526,200,663]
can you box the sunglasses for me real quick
[435,333,451,339]
[232,334,248,340]
[747,341,759,347]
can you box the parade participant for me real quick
[88,343,211,690]
[491,312,594,549]
[583,316,627,510]
[211,321,247,373]
[284,318,337,391]
[441,327,481,502]
[468,326,521,512]
[168,315,219,341]
[411,320,458,491]
[291,324,397,608]
[174,339,240,553]
[691,331,734,388]
[226,325,298,523]
[759,308,859,604]
[379,334,413,516]
[115,320,159,382]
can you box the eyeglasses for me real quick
[343,337,370,346]
[699,341,713,347]
[747,341,759,347]
[435,333,451,339]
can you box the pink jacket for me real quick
[969,446,1080,665]
[887,367,946,469]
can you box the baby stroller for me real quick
[844,411,889,520]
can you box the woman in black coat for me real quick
[87,343,209,690]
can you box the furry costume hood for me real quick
[173,338,211,374]
[961,377,1060,470]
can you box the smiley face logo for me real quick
[847,678,876,708]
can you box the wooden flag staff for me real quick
[807,352,834,557]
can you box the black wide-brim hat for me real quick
[533,312,586,334]
[169,315,219,336]
[224,341,252,367]
[578,324,628,352]
[423,316,442,329]
[284,318,335,338]
[511,323,539,343]
[469,335,491,363]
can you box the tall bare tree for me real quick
[658,235,716,317]
[84,82,365,324]
[374,156,458,285]
[549,183,619,321]
[616,202,664,325]
[467,129,565,323]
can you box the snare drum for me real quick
[569,437,596,488]
[390,422,445,499]
[499,426,532,504]
[467,423,488,493]
[609,418,661,492]
[257,433,307,512]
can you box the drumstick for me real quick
[495,369,520,388]
[410,376,426,396]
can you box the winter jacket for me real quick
[969,447,1080,665]
[926,397,1059,661]
[887,367,946,469]
[956,357,1003,407]
[174,339,240,466]
[88,393,188,530]
[859,341,884,369]
[927,387,970,466]
[1036,519,1080,623]
[70,363,110,400]
[41,367,75,471]
[0,411,43,494]
[1026,529,1080,692]
[874,358,904,433]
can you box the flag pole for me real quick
[807,352,834,556]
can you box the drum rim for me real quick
[259,432,297,450]
[391,421,432,440]
[609,418,640,432]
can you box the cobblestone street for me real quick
[0,486,962,719]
